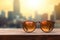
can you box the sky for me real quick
[0,0,60,18]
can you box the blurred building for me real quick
[50,11,56,21]
[53,3,60,28]
[41,13,48,21]
[34,11,41,21]
[8,11,14,20]
[13,0,23,20]
[54,3,60,20]
[28,16,33,21]
[0,10,5,18]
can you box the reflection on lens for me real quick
[23,21,36,33]
[40,20,55,33]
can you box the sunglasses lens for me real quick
[23,21,36,33]
[40,20,55,33]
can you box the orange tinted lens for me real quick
[23,21,36,33]
[40,21,54,33]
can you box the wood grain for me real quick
[0,35,59,40]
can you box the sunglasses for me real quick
[23,20,55,33]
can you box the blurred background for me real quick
[0,0,60,28]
